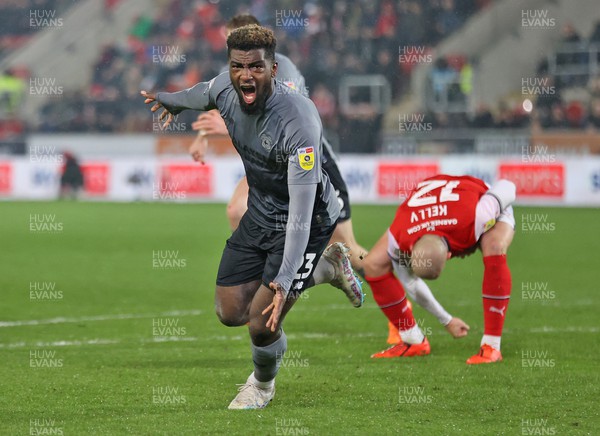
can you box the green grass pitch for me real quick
[1,201,598,435]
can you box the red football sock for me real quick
[365,272,415,331]
[482,255,511,336]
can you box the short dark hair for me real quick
[227,24,276,62]
[226,14,260,31]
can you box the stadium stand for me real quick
[1,0,488,151]
[0,0,74,59]
[2,0,600,154]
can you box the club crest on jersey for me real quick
[298,147,315,171]
[260,133,274,151]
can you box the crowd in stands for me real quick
[1,0,489,151]
[0,0,73,58]
[416,70,600,133]
[0,0,85,141]
[3,0,600,153]
[530,21,600,130]
[410,20,600,133]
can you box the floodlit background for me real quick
[0,1,598,435]
[0,0,599,202]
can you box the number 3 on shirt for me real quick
[295,253,316,280]
[407,180,460,207]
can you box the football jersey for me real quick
[156,72,340,231]
[223,52,338,164]
[389,175,489,256]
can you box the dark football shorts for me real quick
[216,213,336,293]
[323,158,351,221]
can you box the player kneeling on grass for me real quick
[363,175,516,364]
[141,25,363,409]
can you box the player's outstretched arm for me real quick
[400,268,469,338]
[141,90,173,129]
[143,74,225,130]
[393,259,461,333]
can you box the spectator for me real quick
[560,23,582,45]
[588,75,600,99]
[494,103,516,129]
[589,20,600,43]
[435,0,463,38]
[0,69,25,115]
[556,23,586,87]
[430,58,458,105]
[397,1,427,46]
[565,101,585,128]
[373,48,399,98]
[541,103,569,129]
[59,152,84,200]
[374,0,397,39]
[534,75,562,111]
[470,104,494,129]
[459,60,473,99]
[311,82,337,128]
[9,0,487,137]
[587,98,600,129]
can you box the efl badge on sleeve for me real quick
[483,218,496,233]
[283,80,297,90]
[298,147,315,171]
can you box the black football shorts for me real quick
[323,158,351,221]
[216,213,335,293]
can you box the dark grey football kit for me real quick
[157,72,339,292]
[274,53,351,221]
[220,53,351,221]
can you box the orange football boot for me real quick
[466,344,502,364]
[371,337,430,358]
[386,322,401,345]
[385,300,412,344]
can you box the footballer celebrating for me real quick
[363,174,516,364]
[141,25,363,409]
[189,14,370,283]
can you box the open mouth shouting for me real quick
[237,80,268,115]
[240,83,257,105]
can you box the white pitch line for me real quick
[0,309,204,328]
[0,326,597,350]
[0,332,379,349]
[0,305,371,329]
[0,338,119,349]
[529,326,600,333]
[145,336,199,343]
[7,295,593,330]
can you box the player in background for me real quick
[142,25,363,409]
[363,175,516,364]
[189,15,369,286]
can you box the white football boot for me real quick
[228,375,275,410]
[322,242,364,307]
